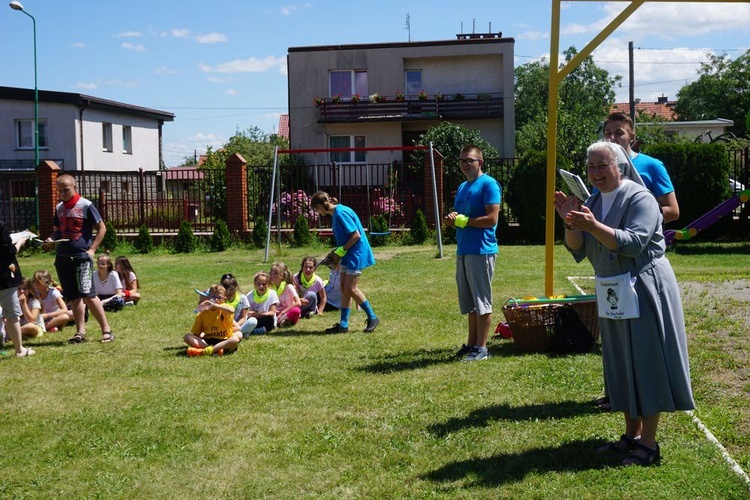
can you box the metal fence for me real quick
[3,147,748,236]
[259,161,426,231]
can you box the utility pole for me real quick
[404,13,410,42]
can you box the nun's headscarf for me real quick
[587,141,646,187]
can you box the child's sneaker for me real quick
[49,327,59,333]
[187,347,204,357]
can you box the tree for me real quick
[413,122,499,180]
[675,50,750,138]
[515,47,620,168]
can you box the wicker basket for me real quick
[502,298,600,351]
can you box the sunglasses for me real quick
[221,273,234,280]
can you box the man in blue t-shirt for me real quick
[444,145,502,362]
[604,112,680,223]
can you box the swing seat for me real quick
[369,231,391,237]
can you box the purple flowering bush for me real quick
[273,190,319,224]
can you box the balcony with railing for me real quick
[315,92,503,123]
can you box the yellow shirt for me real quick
[191,307,234,340]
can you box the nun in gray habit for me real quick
[554,141,694,467]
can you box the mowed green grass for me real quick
[1,243,749,498]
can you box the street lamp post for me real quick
[10,0,40,229]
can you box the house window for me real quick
[122,125,132,154]
[329,135,366,163]
[405,70,422,97]
[330,70,368,97]
[102,123,113,152]
[15,119,48,149]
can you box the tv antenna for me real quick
[404,13,411,42]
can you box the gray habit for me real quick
[569,180,695,417]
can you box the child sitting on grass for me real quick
[115,256,141,305]
[18,278,45,339]
[31,270,70,332]
[270,262,301,328]
[245,271,278,336]
[293,256,327,317]
[184,284,242,356]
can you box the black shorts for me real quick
[55,253,96,301]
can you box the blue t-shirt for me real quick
[632,152,674,198]
[454,173,502,255]
[332,204,375,271]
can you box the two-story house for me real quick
[287,32,515,168]
[0,85,174,172]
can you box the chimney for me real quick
[657,95,669,104]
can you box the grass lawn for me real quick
[1,242,749,498]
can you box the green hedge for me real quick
[643,143,731,236]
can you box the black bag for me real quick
[554,305,595,354]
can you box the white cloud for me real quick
[170,29,191,38]
[197,32,227,44]
[71,42,86,48]
[121,42,145,52]
[199,56,286,74]
[226,88,238,96]
[154,66,178,75]
[516,30,548,41]
[115,31,143,38]
[74,81,98,90]
[207,76,228,83]
[281,3,311,15]
[593,38,711,102]
[602,3,750,37]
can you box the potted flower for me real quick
[395,91,405,102]
[453,92,465,101]
[418,90,429,101]
[351,93,361,104]
[330,94,342,104]
[313,96,324,107]
[435,93,445,102]
[371,93,385,103]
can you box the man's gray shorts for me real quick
[456,254,496,315]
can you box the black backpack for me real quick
[554,305,595,354]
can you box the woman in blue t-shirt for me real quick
[310,191,379,334]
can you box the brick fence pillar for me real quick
[37,160,61,237]
[423,149,444,229]
[225,153,248,236]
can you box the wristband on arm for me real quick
[454,214,469,228]
[334,246,347,257]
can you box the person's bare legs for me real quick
[83,296,112,335]
[342,274,366,307]
[71,298,86,333]
[467,311,492,348]
[6,317,34,356]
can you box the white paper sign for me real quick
[595,272,640,320]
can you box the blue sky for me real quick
[3,0,748,167]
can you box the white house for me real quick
[0,85,174,172]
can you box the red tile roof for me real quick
[278,114,289,140]
[611,97,678,121]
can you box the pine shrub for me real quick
[409,209,428,245]
[293,214,312,247]
[252,215,267,248]
[134,224,154,254]
[101,221,118,252]
[175,220,197,253]
[210,219,232,252]
[369,215,389,247]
